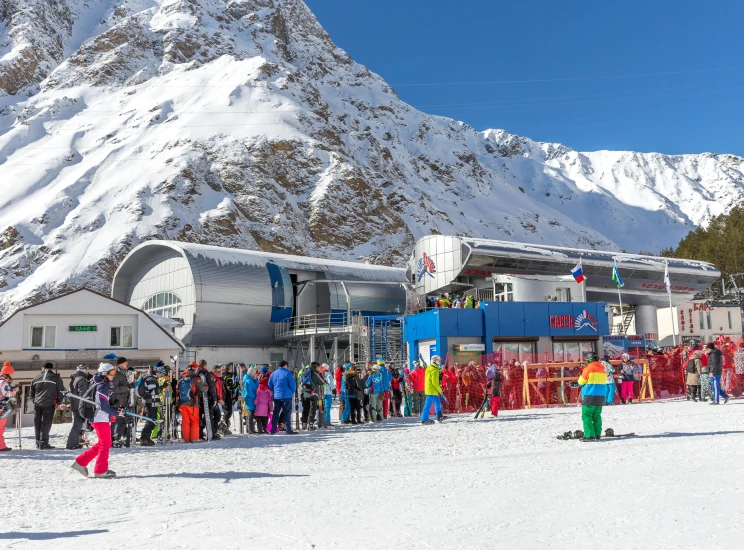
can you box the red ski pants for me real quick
[76,422,111,475]
[621,381,634,401]
[382,391,390,418]
[0,417,7,450]
[490,396,501,416]
[180,405,200,442]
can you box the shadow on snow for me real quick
[0,529,108,540]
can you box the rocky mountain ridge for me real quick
[1,0,742,317]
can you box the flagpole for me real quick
[617,285,624,334]
[666,261,677,346]
[580,257,586,302]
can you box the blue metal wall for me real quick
[404,302,609,365]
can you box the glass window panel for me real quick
[519,342,536,363]
[44,326,56,348]
[156,294,165,307]
[553,342,565,362]
[123,326,133,347]
[706,312,712,330]
[31,327,43,348]
[579,341,595,360]
[565,342,580,362]
[698,311,704,330]
[110,326,121,347]
[728,311,732,330]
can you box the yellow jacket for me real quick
[425,365,443,395]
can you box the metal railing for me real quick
[274,312,368,339]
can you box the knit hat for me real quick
[1,362,14,376]
[43,362,54,369]
[705,342,716,350]
[116,357,128,365]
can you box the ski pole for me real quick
[64,392,162,424]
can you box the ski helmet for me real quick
[154,366,167,375]
[260,365,269,374]
[584,353,597,363]
[98,363,116,375]
[344,362,352,370]
[621,353,630,361]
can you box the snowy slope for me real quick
[2,401,744,549]
[1,0,743,317]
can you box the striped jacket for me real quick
[578,361,608,406]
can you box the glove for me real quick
[364,389,369,395]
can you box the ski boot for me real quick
[94,470,117,479]
[421,420,435,425]
[139,438,155,447]
[39,441,55,450]
[580,437,597,442]
[724,397,730,404]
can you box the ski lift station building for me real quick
[107,236,721,369]
[111,241,411,367]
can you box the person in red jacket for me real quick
[409,361,426,415]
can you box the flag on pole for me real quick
[611,260,624,288]
[571,260,586,284]
[664,262,671,296]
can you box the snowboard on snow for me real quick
[556,429,637,440]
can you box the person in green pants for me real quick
[577,354,608,442]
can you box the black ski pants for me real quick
[34,407,55,443]
[391,389,403,417]
[688,385,700,400]
[307,395,319,427]
[66,407,86,449]
[362,394,370,421]
[140,405,158,440]
[301,396,311,424]
[349,397,362,423]
[112,413,127,441]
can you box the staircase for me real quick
[368,316,404,364]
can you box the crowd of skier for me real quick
[0,338,742,477]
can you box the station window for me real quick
[728,311,733,330]
[493,283,513,302]
[493,341,536,364]
[143,292,182,319]
[30,326,56,348]
[706,311,712,330]
[110,326,133,347]
[698,310,704,331]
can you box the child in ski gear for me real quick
[29,362,65,450]
[366,365,384,422]
[685,347,703,401]
[487,366,502,416]
[409,361,426,415]
[706,343,729,404]
[254,376,273,433]
[72,364,125,478]
[618,354,638,404]
[66,365,90,450]
[601,355,616,406]
[577,354,608,441]
[421,356,444,424]
[268,361,296,434]
[242,367,258,434]
[0,363,17,451]
[178,364,205,443]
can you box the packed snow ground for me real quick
[2,399,743,549]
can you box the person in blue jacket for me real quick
[242,366,258,434]
[268,361,296,434]
[378,360,392,419]
[341,363,352,423]
[366,365,384,422]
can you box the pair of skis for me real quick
[63,392,161,424]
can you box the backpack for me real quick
[78,382,102,420]
[178,377,195,404]
[686,359,697,374]
[301,367,312,386]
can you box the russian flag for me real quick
[571,261,586,284]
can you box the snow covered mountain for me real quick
[1,0,743,317]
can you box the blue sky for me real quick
[304,0,744,156]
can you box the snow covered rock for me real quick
[1,0,743,317]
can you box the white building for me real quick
[657,300,743,346]
[0,289,185,426]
